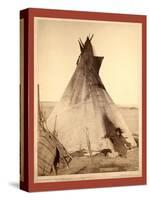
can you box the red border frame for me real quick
[20,8,146,192]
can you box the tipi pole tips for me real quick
[87,34,94,41]
[90,34,94,41]
[79,38,84,46]
[78,40,83,51]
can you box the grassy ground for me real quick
[55,148,139,175]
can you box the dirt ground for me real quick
[56,148,139,175]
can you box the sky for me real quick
[35,18,142,106]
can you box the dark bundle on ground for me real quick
[100,149,112,156]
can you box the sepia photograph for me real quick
[33,16,142,183]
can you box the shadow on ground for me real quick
[9,182,19,189]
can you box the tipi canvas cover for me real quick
[47,36,136,153]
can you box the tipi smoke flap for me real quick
[47,36,137,154]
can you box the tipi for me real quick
[47,36,136,154]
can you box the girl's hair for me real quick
[115,127,123,133]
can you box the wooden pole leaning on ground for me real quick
[37,84,40,120]
[53,115,57,137]
[37,84,44,124]
[85,128,93,164]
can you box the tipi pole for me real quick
[85,128,93,164]
[37,84,41,135]
[37,84,42,122]
[53,115,57,137]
